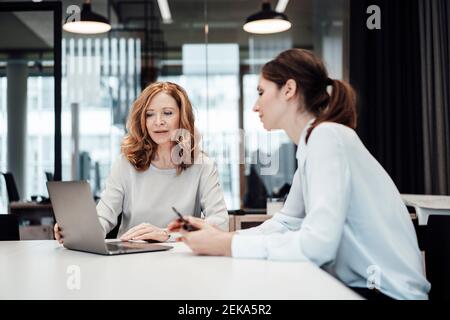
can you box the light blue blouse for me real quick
[232,120,430,300]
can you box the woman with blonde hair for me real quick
[55,81,228,243]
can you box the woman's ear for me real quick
[283,79,298,100]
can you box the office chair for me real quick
[424,215,450,300]
[45,171,54,182]
[1,172,20,202]
[0,214,20,241]
[1,172,51,204]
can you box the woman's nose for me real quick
[156,113,163,124]
[253,104,259,112]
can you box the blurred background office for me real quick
[0,0,350,214]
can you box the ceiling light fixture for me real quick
[157,0,173,24]
[63,0,111,34]
[275,0,289,13]
[243,0,291,34]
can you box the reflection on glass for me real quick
[0,77,7,212]
[61,37,141,196]
[160,43,241,209]
[0,0,347,216]
[243,74,295,205]
[0,10,55,205]
[26,77,54,198]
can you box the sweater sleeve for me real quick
[96,155,126,237]
[198,157,229,231]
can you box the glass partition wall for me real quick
[0,0,347,214]
[0,2,61,215]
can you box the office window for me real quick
[62,37,141,195]
[159,43,241,209]
[243,74,296,203]
[25,76,55,199]
[0,0,347,215]
[0,77,7,213]
[240,33,297,207]
[0,76,55,204]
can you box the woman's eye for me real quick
[146,113,154,117]
[164,111,173,116]
[258,91,263,96]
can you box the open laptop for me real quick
[47,181,172,255]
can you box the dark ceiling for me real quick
[0,0,345,63]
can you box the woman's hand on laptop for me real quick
[54,223,64,244]
[120,223,170,242]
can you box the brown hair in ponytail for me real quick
[261,48,357,143]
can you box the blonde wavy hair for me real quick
[121,82,197,174]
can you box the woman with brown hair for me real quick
[168,49,430,300]
[55,81,228,243]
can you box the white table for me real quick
[0,241,361,300]
[402,194,450,225]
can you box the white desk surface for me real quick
[402,194,450,225]
[0,241,361,300]
[401,194,450,210]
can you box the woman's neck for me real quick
[281,110,315,145]
[153,143,176,169]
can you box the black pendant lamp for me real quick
[243,1,291,34]
[63,0,111,34]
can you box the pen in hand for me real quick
[171,207,199,231]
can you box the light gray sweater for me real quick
[96,153,229,237]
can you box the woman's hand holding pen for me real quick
[120,223,169,242]
[167,216,234,257]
